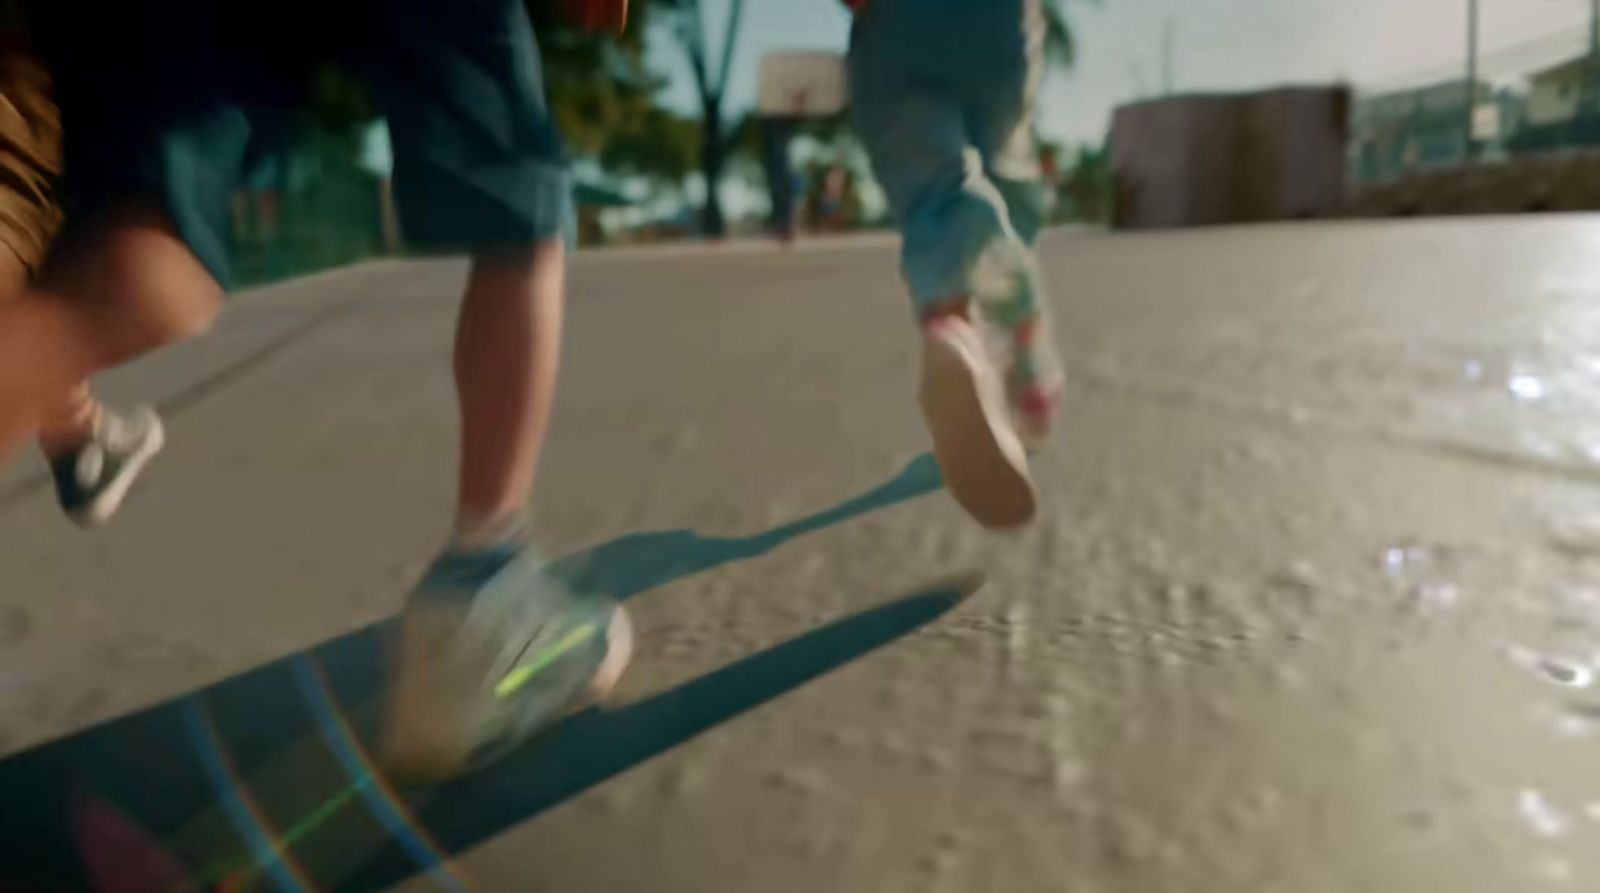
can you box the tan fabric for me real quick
[0,32,60,273]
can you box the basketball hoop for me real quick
[759,51,847,118]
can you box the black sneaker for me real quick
[48,406,165,528]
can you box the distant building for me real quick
[1109,86,1349,230]
[1510,53,1600,153]
[1349,79,1495,183]
[1526,54,1599,126]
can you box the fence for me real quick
[228,129,390,289]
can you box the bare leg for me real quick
[0,239,105,456]
[921,295,973,323]
[0,286,95,461]
[0,207,221,464]
[35,383,99,456]
[0,208,161,468]
[41,206,224,368]
[0,230,89,460]
[452,239,565,536]
[386,237,638,780]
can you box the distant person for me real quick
[761,114,799,242]
[814,164,859,232]
[0,1,162,527]
[843,0,1063,529]
[802,161,826,231]
[0,0,632,779]
[816,165,845,230]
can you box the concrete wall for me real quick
[1109,87,1349,230]
[1343,150,1600,218]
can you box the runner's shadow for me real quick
[332,579,976,891]
[0,455,948,892]
[551,452,942,601]
[2,584,974,893]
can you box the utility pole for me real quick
[1464,0,1479,160]
[1587,0,1600,117]
[1161,17,1176,97]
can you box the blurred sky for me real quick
[646,0,1600,148]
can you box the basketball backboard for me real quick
[758,51,847,118]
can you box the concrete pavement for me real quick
[2,219,1600,891]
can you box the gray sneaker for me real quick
[48,406,166,529]
[382,542,634,781]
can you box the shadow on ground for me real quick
[0,454,951,892]
[551,453,943,599]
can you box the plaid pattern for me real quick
[0,32,60,272]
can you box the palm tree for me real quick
[532,1,666,158]
[1061,145,1112,223]
[656,0,749,237]
[1036,0,1084,219]
[1043,0,1079,72]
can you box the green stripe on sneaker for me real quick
[494,621,601,700]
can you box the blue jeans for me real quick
[849,0,1048,318]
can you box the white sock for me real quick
[450,510,529,554]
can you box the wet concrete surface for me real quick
[2,218,1600,890]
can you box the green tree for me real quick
[531,1,721,201]
[600,105,703,195]
[1044,0,1079,71]
[529,1,670,158]
[1060,145,1112,223]
[653,0,749,237]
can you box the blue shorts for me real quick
[37,0,574,287]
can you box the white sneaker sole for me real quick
[920,325,1038,530]
[383,603,634,782]
[72,410,166,529]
